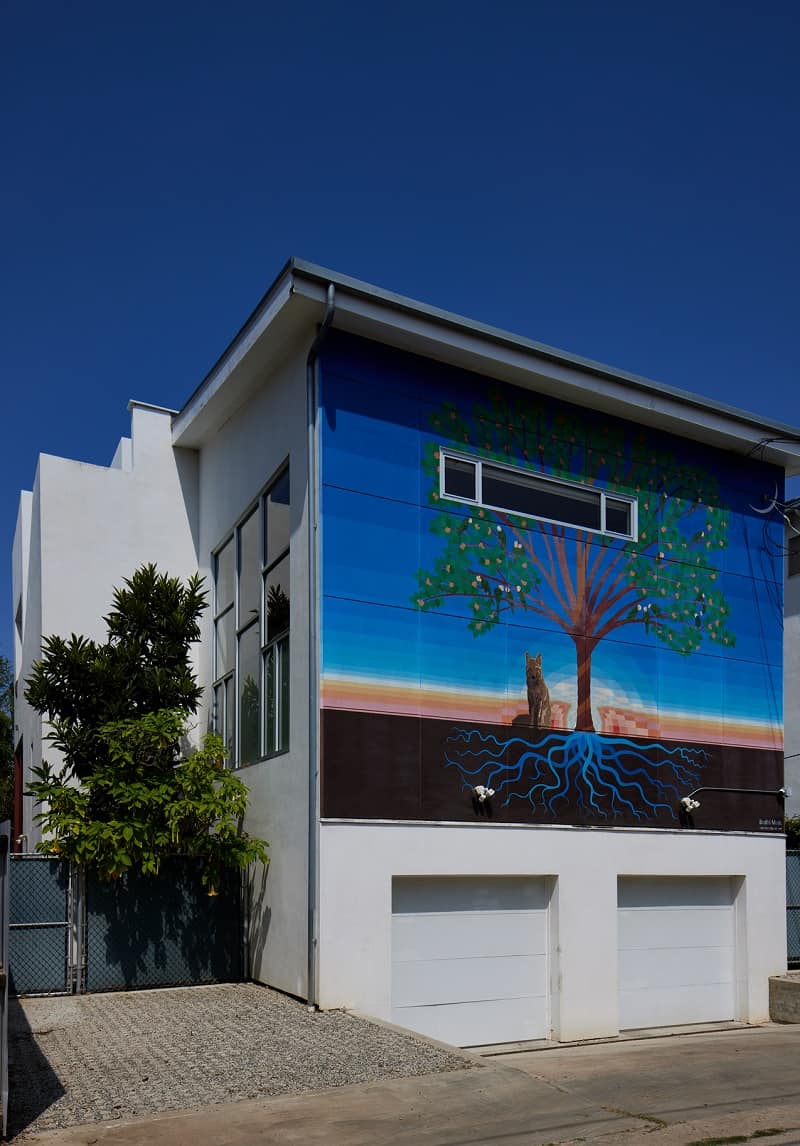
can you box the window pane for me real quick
[443,456,476,500]
[215,539,234,612]
[224,676,235,764]
[605,498,632,536]
[264,645,276,754]
[278,636,289,753]
[238,510,260,628]
[265,468,290,567]
[239,623,260,764]
[215,607,235,677]
[265,555,290,642]
[212,683,222,734]
[483,465,601,530]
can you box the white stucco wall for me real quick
[13,404,199,848]
[12,489,39,846]
[195,336,311,1000]
[317,820,786,1041]
[13,340,314,998]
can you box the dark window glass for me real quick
[483,465,601,530]
[215,608,235,677]
[265,555,290,642]
[224,676,235,763]
[265,468,290,567]
[264,645,276,754]
[238,510,260,626]
[213,683,222,735]
[605,498,632,536]
[278,638,289,753]
[215,539,235,612]
[443,456,477,500]
[239,622,260,764]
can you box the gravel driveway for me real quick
[9,983,471,1139]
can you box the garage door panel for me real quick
[617,877,736,1031]
[392,876,548,914]
[618,877,734,910]
[393,911,548,962]
[393,995,548,1047]
[620,981,734,1030]
[618,945,734,992]
[393,952,548,1008]
[391,877,550,1046]
[619,907,734,951]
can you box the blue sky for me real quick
[3,0,799,664]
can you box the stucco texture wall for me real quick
[196,342,310,1000]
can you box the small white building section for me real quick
[12,402,199,850]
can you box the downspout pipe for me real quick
[306,283,336,1010]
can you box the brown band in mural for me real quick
[321,708,784,833]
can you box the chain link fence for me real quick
[10,856,242,995]
[788,851,800,966]
[85,859,242,993]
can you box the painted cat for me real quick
[526,652,552,729]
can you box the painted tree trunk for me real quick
[574,638,595,732]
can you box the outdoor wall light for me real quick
[473,785,495,803]
[679,785,790,827]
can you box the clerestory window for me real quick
[439,450,637,540]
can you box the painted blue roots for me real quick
[445,727,708,821]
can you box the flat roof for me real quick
[173,257,800,475]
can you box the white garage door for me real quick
[618,877,737,1031]
[391,876,550,1047]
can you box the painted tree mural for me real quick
[414,389,735,734]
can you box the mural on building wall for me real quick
[412,389,730,821]
[319,334,784,832]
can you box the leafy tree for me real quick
[26,564,206,780]
[28,710,268,887]
[25,565,268,884]
[0,655,14,823]
[785,817,800,850]
[414,391,734,732]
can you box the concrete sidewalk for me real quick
[19,1024,800,1146]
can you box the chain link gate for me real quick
[9,856,81,996]
[788,850,800,967]
[10,855,242,995]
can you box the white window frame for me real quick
[439,448,638,541]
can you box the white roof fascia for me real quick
[290,268,800,476]
[171,270,296,447]
[172,259,800,475]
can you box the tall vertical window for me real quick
[212,538,235,762]
[212,463,290,765]
[263,467,290,755]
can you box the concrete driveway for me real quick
[18,1022,800,1146]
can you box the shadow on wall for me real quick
[247,861,272,980]
[8,993,65,1137]
[85,858,242,992]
